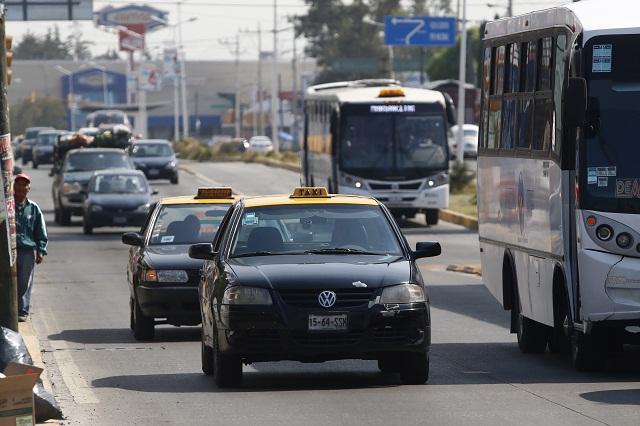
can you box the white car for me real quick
[248,136,274,153]
[448,124,479,159]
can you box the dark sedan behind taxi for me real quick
[190,187,441,387]
[122,188,237,340]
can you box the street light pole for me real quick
[178,2,189,139]
[271,0,279,152]
[456,0,467,164]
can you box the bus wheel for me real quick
[513,288,548,353]
[571,332,605,372]
[425,209,439,226]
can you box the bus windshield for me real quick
[341,112,447,180]
[581,35,640,213]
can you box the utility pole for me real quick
[257,23,264,135]
[507,0,513,17]
[456,0,467,164]
[0,10,17,331]
[271,0,279,152]
[234,33,241,138]
[178,1,189,138]
[291,33,299,149]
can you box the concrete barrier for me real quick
[439,209,478,231]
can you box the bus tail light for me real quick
[586,215,597,226]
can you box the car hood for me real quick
[63,171,96,183]
[145,244,204,270]
[88,193,151,207]
[132,156,173,167]
[227,255,412,290]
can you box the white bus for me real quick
[478,0,640,370]
[303,79,456,225]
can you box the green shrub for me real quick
[449,162,475,193]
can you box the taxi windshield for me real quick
[150,204,230,245]
[230,204,403,257]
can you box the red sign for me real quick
[119,24,145,52]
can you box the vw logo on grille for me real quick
[318,291,337,308]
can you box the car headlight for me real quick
[379,284,425,304]
[144,269,188,283]
[222,286,272,305]
[90,204,103,212]
[166,160,176,168]
[62,182,82,194]
[136,203,151,212]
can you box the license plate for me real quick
[148,169,159,176]
[114,217,127,224]
[308,314,348,331]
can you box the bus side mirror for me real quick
[444,93,457,126]
[566,77,587,127]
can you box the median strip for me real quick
[446,264,482,276]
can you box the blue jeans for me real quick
[17,247,36,316]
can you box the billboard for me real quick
[96,4,168,32]
[139,64,162,92]
[162,47,179,80]
[5,0,93,21]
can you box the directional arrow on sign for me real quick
[390,17,425,45]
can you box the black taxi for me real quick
[122,188,237,340]
[189,187,441,387]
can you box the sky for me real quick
[5,0,572,61]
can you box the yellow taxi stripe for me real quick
[243,195,378,208]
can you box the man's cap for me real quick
[14,173,31,183]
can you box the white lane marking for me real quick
[40,307,100,404]
[180,164,247,196]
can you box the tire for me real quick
[571,332,605,372]
[32,161,38,169]
[129,298,135,331]
[132,298,155,341]
[202,329,214,376]
[377,354,401,373]
[548,287,571,354]
[399,351,429,385]
[513,280,548,353]
[60,207,71,226]
[21,156,27,166]
[212,329,242,387]
[425,209,439,226]
[83,219,93,235]
[170,174,179,185]
[54,207,61,225]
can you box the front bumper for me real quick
[34,152,54,164]
[136,165,177,180]
[60,193,86,213]
[136,285,200,325]
[215,302,430,362]
[341,183,449,210]
[86,210,148,228]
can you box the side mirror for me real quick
[121,232,143,246]
[189,243,216,260]
[413,241,441,259]
[565,77,587,127]
[151,189,159,196]
[443,92,457,126]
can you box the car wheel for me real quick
[399,351,429,385]
[60,207,72,226]
[129,298,135,331]
[54,207,61,225]
[202,329,214,376]
[213,329,242,387]
[170,174,179,185]
[514,289,549,353]
[83,220,93,235]
[132,298,155,341]
[377,354,401,373]
[425,209,439,226]
[32,161,38,169]
[571,332,605,372]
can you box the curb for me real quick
[18,318,53,394]
[446,264,482,276]
[252,158,301,173]
[439,209,478,231]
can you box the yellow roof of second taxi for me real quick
[243,187,379,208]
[160,187,237,205]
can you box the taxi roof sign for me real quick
[195,187,234,199]
[378,88,405,98]
[290,187,330,198]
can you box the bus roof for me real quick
[484,0,640,45]
[306,80,446,105]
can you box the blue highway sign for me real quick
[384,16,456,47]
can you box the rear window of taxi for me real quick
[150,204,230,245]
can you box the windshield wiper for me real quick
[232,250,307,258]
[305,248,385,255]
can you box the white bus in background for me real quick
[303,80,456,225]
[477,0,640,370]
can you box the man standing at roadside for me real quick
[14,173,47,322]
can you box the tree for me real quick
[10,97,67,135]
[13,25,93,60]
[426,25,484,86]
[295,0,452,84]
[94,49,120,60]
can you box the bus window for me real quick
[553,34,567,154]
[342,115,393,172]
[507,42,521,93]
[501,99,517,149]
[533,98,553,151]
[524,40,538,92]
[480,47,492,148]
[517,98,533,149]
[538,37,553,91]
[493,45,506,95]
[488,97,502,149]
[395,116,447,169]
